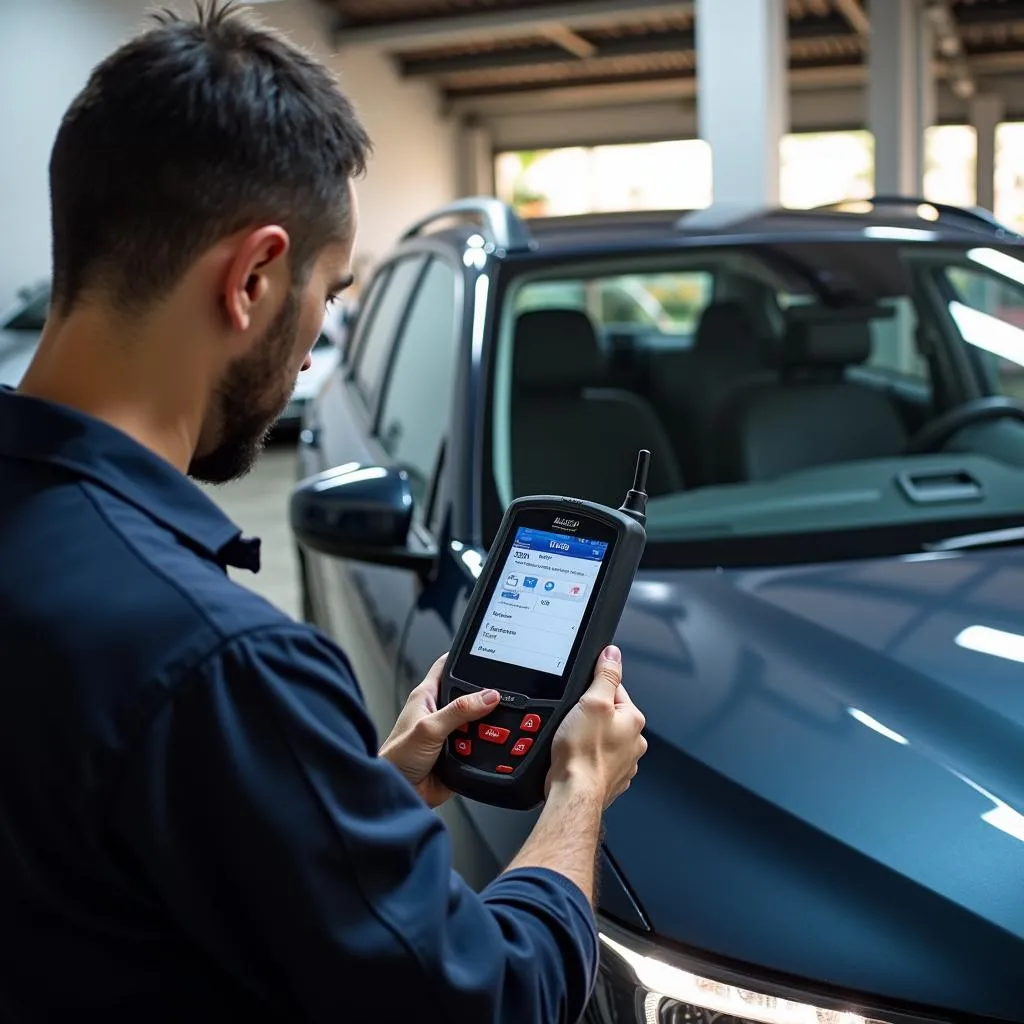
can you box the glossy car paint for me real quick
[297,222,1024,1023]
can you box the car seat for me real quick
[712,316,908,483]
[649,300,774,485]
[510,308,684,508]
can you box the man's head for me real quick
[47,1,370,481]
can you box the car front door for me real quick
[301,251,462,736]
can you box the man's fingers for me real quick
[430,687,500,736]
[587,645,622,702]
[613,680,635,709]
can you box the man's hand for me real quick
[379,653,500,808]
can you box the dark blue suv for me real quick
[290,197,1024,1024]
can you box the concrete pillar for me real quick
[458,119,496,197]
[970,93,1004,212]
[868,0,936,196]
[696,0,788,205]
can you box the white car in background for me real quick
[0,280,346,431]
[0,281,49,389]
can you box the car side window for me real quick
[351,255,428,407]
[376,258,460,512]
[945,265,1024,402]
[342,269,388,366]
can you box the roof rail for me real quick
[401,196,537,252]
[675,203,772,232]
[814,195,1019,236]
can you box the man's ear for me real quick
[222,226,291,332]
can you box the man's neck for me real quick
[19,311,203,475]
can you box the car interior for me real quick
[491,242,1024,546]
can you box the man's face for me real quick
[188,236,354,484]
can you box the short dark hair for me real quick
[49,1,371,316]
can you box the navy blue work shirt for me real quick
[0,388,598,1023]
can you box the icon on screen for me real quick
[505,573,520,588]
[567,583,587,599]
[523,576,538,589]
[543,580,556,592]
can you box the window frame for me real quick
[367,249,465,533]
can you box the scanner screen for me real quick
[470,526,608,676]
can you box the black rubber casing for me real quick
[436,495,646,810]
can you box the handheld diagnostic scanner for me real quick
[435,451,650,810]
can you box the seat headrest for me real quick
[513,309,604,389]
[694,301,759,355]
[782,319,872,367]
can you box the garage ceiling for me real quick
[317,0,1024,114]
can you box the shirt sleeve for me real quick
[106,624,599,1024]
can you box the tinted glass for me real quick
[489,242,1024,567]
[945,262,1024,402]
[514,271,711,339]
[352,256,427,404]
[343,270,388,364]
[377,258,459,506]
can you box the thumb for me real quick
[432,687,501,735]
[587,645,622,702]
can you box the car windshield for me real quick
[488,240,1024,567]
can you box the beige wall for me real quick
[0,0,458,308]
[331,46,459,275]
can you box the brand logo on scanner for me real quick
[553,517,580,530]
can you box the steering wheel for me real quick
[905,396,1024,455]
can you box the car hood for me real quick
[0,329,38,388]
[602,547,1024,1018]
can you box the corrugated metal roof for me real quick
[322,0,1024,102]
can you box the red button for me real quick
[496,765,514,774]
[510,738,534,757]
[453,738,472,757]
[478,724,510,744]
[519,714,541,733]
[456,722,469,734]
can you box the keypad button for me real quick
[456,723,469,734]
[519,713,542,733]
[453,738,472,757]
[510,737,534,757]
[478,724,511,745]
[496,765,514,774]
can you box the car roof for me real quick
[400,198,1024,261]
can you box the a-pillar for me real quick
[970,93,1004,212]
[868,0,936,196]
[695,0,788,205]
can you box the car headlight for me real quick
[597,924,936,1024]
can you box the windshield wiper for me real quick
[925,525,1024,552]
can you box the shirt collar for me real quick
[0,387,261,572]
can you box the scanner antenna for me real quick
[619,449,651,527]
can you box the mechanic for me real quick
[0,4,648,1023]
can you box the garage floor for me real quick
[201,441,301,621]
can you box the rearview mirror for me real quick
[290,463,436,572]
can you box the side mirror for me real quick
[289,463,436,573]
